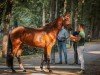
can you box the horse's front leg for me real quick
[17,57,26,72]
[47,57,52,72]
[40,51,48,71]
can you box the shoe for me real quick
[78,70,85,74]
[74,61,78,64]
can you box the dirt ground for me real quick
[0,41,100,75]
[0,68,80,75]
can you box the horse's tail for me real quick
[6,34,14,68]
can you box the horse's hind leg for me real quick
[47,57,52,72]
[16,49,26,72]
[17,57,26,72]
[46,47,52,73]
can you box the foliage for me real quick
[22,45,43,55]
[0,0,100,56]
[11,0,50,27]
[22,44,58,56]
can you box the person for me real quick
[72,31,79,64]
[70,24,86,73]
[57,27,69,64]
[87,31,92,42]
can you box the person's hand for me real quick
[70,35,80,42]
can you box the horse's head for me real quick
[63,12,71,29]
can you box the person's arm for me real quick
[70,34,81,42]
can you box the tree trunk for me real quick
[49,0,56,22]
[71,0,74,30]
[0,1,6,26]
[2,0,13,57]
[55,0,58,18]
[42,3,45,26]
[63,0,67,14]
[57,0,64,17]
[74,0,78,31]
[74,11,78,31]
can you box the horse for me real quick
[6,12,71,72]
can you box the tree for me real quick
[49,0,56,21]
[2,0,13,57]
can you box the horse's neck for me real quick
[55,17,63,32]
[50,17,63,37]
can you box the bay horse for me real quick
[6,13,71,72]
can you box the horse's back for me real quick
[10,26,33,37]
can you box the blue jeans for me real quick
[58,41,67,63]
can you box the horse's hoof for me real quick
[49,70,52,73]
[23,70,26,72]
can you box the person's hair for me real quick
[79,24,85,29]
[64,12,70,17]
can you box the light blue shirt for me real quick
[57,28,69,40]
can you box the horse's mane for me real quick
[43,17,62,31]
[43,21,56,29]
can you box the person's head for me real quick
[63,12,71,29]
[77,24,85,31]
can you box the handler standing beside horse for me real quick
[57,27,69,64]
